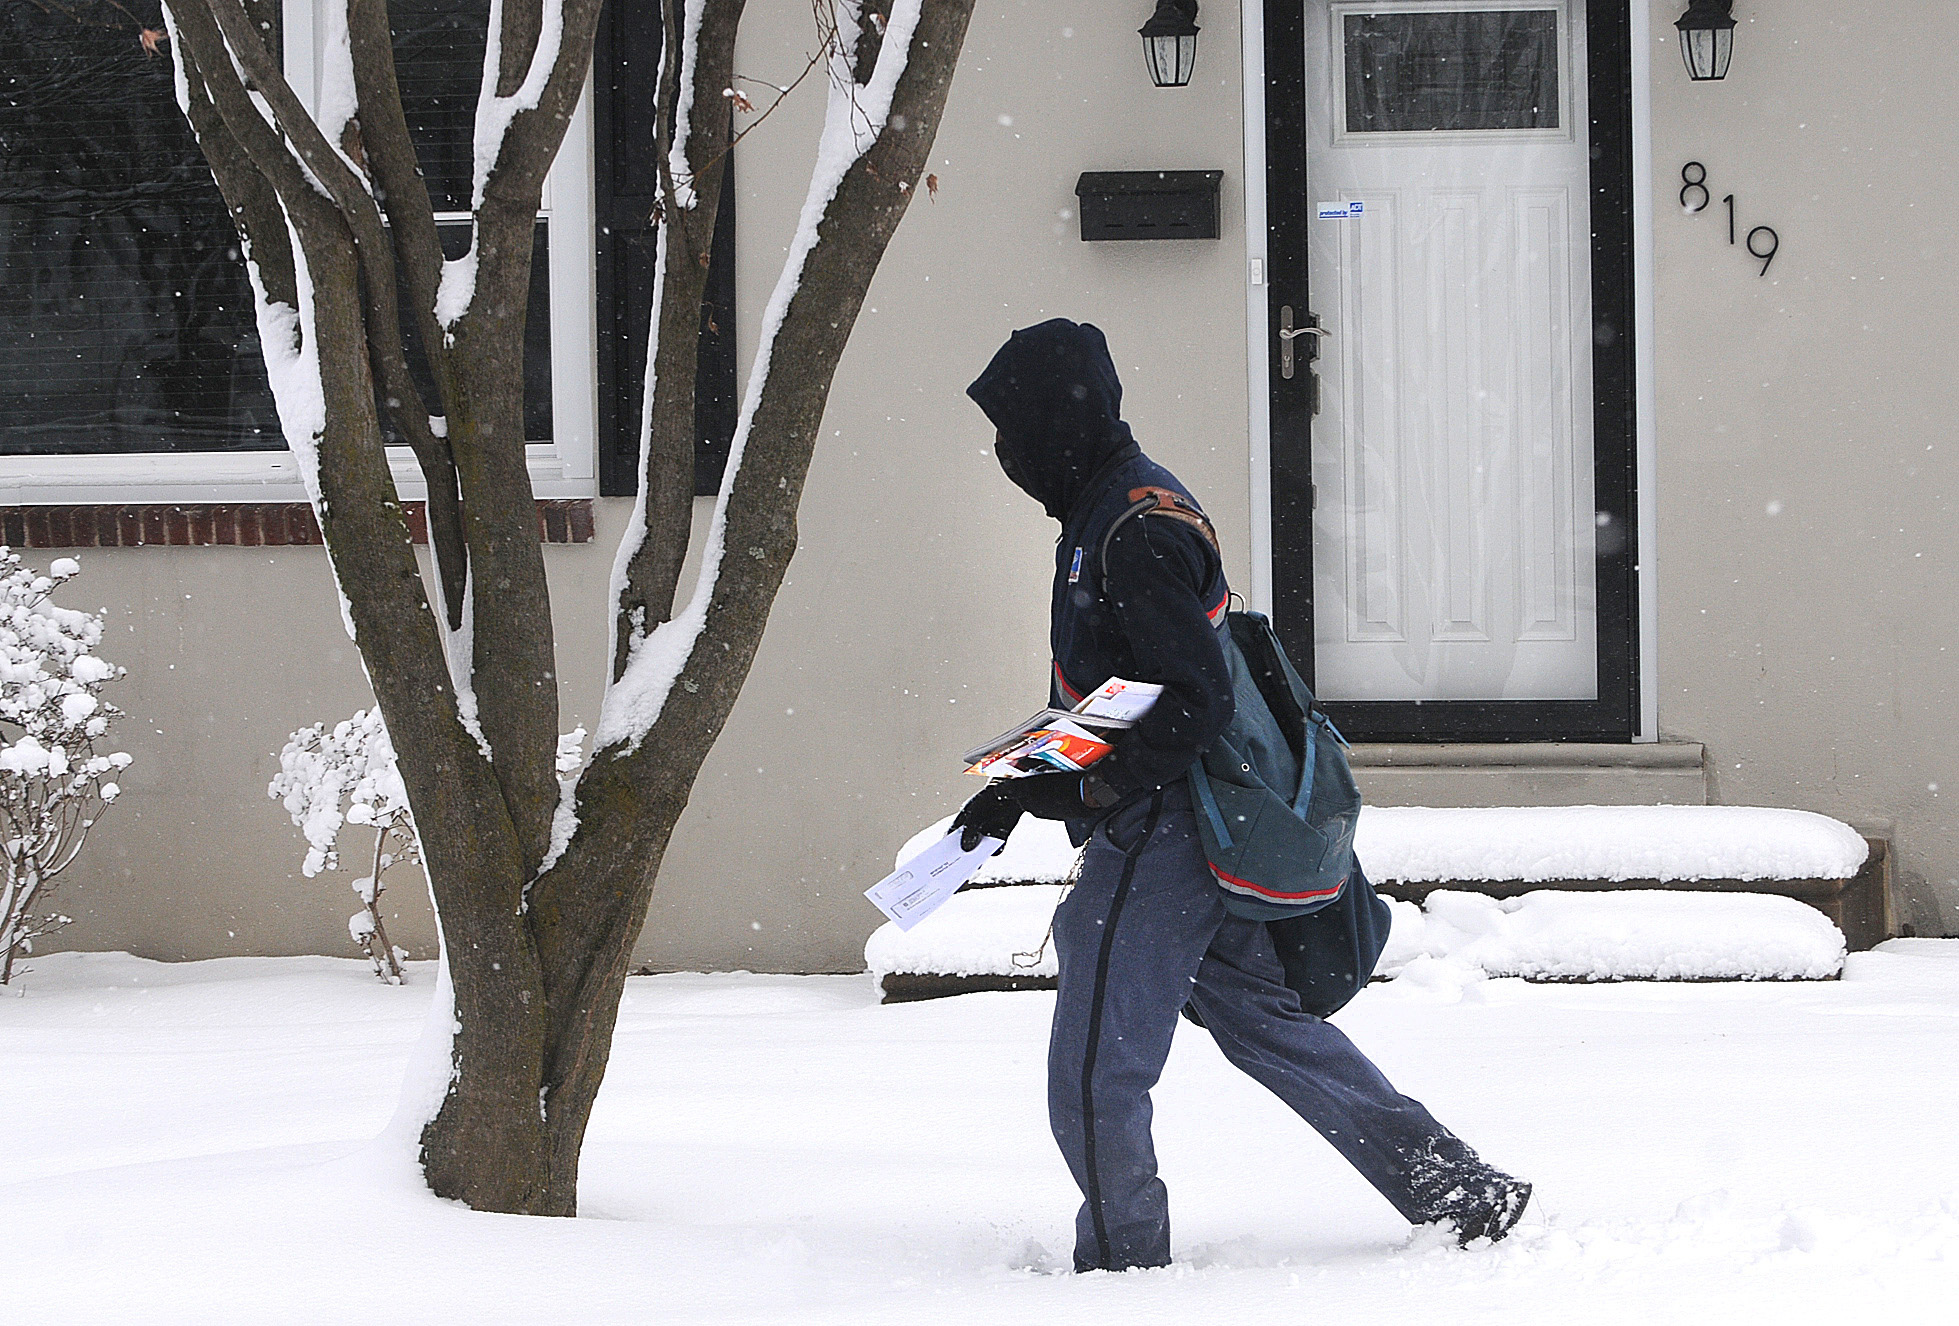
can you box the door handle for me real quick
[1279,306,1329,381]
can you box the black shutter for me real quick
[594,0,738,498]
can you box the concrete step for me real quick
[1350,742,1707,808]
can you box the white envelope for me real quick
[864,830,1004,931]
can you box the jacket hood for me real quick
[966,319,1136,521]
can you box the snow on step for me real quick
[867,886,1847,989]
[865,807,1859,990]
[1358,805,1868,885]
[865,885,1067,984]
[1397,889,1848,982]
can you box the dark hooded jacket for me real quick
[967,319,1234,817]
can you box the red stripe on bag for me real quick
[1211,864,1346,902]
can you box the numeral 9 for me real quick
[1746,225,1779,276]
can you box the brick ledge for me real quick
[0,500,595,548]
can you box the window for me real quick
[1342,7,1562,135]
[0,0,594,502]
[0,0,278,456]
[0,0,737,507]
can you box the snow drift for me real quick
[1391,889,1847,982]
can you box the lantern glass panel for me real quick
[1680,25,1733,81]
[1145,33,1193,87]
[1710,27,1733,78]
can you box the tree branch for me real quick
[199,0,468,626]
[479,0,608,211]
[345,0,470,628]
[529,0,978,1197]
[611,0,747,676]
[163,14,299,312]
[343,0,448,390]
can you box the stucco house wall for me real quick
[24,0,1959,969]
[1646,0,1959,934]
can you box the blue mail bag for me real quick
[1187,611,1392,1016]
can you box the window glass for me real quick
[390,0,487,213]
[0,0,552,460]
[1344,8,1560,134]
[384,220,552,446]
[0,0,279,454]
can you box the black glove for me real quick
[951,773,1091,851]
[1006,771,1093,822]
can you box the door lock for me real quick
[1278,305,1329,380]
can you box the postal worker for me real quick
[954,318,1530,1273]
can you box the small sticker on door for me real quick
[1316,201,1364,220]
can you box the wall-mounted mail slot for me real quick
[1074,170,1224,241]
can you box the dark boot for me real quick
[1428,1170,1533,1247]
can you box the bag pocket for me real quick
[1194,771,1345,921]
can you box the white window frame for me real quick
[0,0,596,505]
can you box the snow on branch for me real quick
[594,0,922,757]
[437,0,569,328]
[665,0,709,209]
[315,0,363,182]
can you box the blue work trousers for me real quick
[1048,785,1480,1272]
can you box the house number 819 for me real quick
[1682,162,1779,276]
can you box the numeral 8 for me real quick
[1680,161,1710,213]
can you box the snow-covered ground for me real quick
[6,947,1957,1323]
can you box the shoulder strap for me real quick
[1096,485,1222,582]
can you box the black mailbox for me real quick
[1074,170,1223,241]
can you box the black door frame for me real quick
[1263,0,1638,742]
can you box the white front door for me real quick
[1304,0,1598,702]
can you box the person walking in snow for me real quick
[955,318,1530,1273]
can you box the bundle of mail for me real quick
[959,677,1164,778]
[864,677,1165,931]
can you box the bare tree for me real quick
[155,0,975,1212]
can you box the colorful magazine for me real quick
[960,678,1163,778]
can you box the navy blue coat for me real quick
[966,319,1235,814]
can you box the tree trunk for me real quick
[162,0,973,1215]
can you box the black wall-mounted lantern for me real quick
[1140,0,1200,88]
[1675,0,1736,81]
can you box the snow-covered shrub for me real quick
[270,712,588,984]
[0,552,131,985]
[270,709,417,983]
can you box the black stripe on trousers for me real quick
[1078,791,1164,1269]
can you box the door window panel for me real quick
[1343,8,1561,134]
